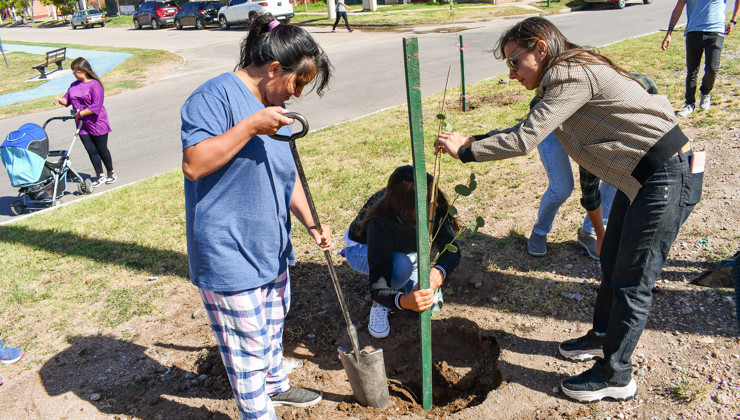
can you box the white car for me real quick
[70,9,106,29]
[218,0,294,30]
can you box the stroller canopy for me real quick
[1,123,49,187]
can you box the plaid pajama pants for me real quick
[199,271,291,420]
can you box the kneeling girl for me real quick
[343,165,461,338]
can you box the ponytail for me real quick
[237,13,332,96]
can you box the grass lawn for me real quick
[294,3,539,25]
[1,20,738,360]
[0,51,47,96]
[0,41,182,119]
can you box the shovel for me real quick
[272,112,390,409]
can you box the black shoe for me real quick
[559,331,605,361]
[270,386,322,407]
[91,175,106,188]
[561,369,637,403]
[105,172,117,184]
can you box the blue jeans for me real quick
[533,133,616,236]
[343,244,443,311]
[343,244,418,294]
[590,150,702,384]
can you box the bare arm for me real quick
[727,0,740,34]
[662,0,686,51]
[586,206,605,256]
[289,174,333,251]
[182,106,292,181]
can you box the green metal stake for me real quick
[458,34,466,112]
[402,35,433,411]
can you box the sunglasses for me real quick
[505,48,530,72]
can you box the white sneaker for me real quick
[676,104,694,117]
[368,302,390,338]
[699,94,711,111]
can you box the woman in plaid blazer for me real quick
[436,16,704,404]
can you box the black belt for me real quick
[631,125,689,185]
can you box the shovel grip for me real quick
[270,112,309,142]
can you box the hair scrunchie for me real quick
[268,20,280,31]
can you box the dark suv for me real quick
[174,1,222,29]
[133,0,181,29]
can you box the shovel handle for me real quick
[284,115,364,362]
[270,112,309,142]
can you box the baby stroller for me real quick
[1,111,93,215]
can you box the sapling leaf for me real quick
[469,217,484,236]
[470,173,476,181]
[454,184,471,196]
[469,220,479,235]
[469,179,477,192]
[444,243,458,253]
[437,113,446,120]
[447,205,458,217]
[444,122,452,131]
[444,288,454,295]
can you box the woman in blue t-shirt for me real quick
[180,13,333,419]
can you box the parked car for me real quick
[133,0,181,29]
[582,0,651,9]
[217,0,293,30]
[174,1,222,29]
[70,9,106,29]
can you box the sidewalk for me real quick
[0,44,131,107]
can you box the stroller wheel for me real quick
[11,200,26,216]
[79,178,94,195]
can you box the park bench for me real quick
[31,47,66,80]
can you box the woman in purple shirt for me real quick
[54,57,115,187]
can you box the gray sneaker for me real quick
[270,386,322,407]
[699,94,711,111]
[676,103,694,117]
[527,230,547,257]
[577,228,599,261]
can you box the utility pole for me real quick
[327,0,336,20]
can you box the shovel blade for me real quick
[338,347,390,409]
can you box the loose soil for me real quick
[1,103,739,419]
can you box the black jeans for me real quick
[332,11,351,31]
[79,132,113,176]
[685,31,723,105]
[589,149,703,384]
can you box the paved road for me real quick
[0,1,684,222]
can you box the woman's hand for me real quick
[399,289,435,312]
[53,97,67,106]
[435,131,472,160]
[429,267,444,290]
[247,107,294,137]
[309,224,333,252]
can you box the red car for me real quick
[133,0,181,29]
